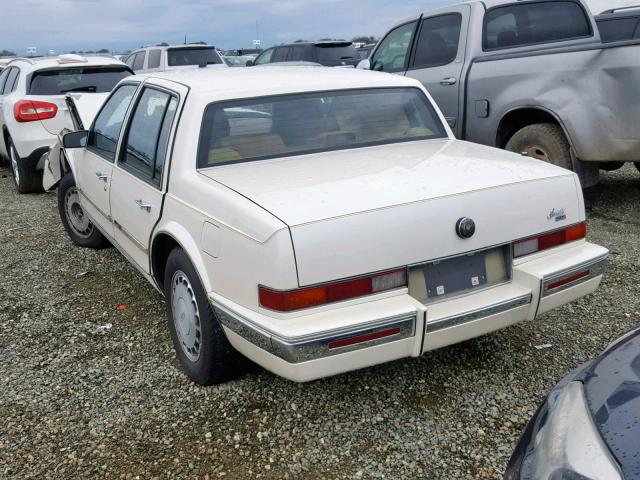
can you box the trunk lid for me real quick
[201,140,583,285]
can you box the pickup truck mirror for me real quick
[246,59,254,67]
[63,130,88,149]
[356,59,371,70]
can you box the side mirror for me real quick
[356,59,371,70]
[63,130,88,149]
[246,59,254,67]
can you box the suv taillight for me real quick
[513,222,586,258]
[259,268,407,312]
[14,100,58,122]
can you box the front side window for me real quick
[148,49,162,69]
[371,21,417,72]
[484,1,591,50]
[119,88,178,186]
[289,46,307,61]
[198,87,447,168]
[272,47,290,62]
[412,14,462,69]
[133,52,146,71]
[254,49,274,65]
[87,84,138,162]
[167,47,222,67]
[29,67,131,95]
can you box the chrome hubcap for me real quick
[65,187,94,238]
[524,146,550,162]
[10,147,19,184]
[171,270,201,362]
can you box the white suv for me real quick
[124,44,227,73]
[0,54,132,193]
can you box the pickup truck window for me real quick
[597,17,640,42]
[167,47,223,67]
[29,67,131,95]
[483,1,591,51]
[119,88,178,186]
[133,52,146,71]
[371,21,417,72]
[87,84,137,162]
[148,49,162,69]
[197,87,446,168]
[413,14,462,69]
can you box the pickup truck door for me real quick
[75,83,139,237]
[404,5,470,136]
[109,82,184,273]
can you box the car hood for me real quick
[583,327,640,479]
[200,139,576,226]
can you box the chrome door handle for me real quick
[440,77,457,86]
[135,199,152,212]
[95,172,108,181]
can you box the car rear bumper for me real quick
[211,241,608,382]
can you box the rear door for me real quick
[405,5,470,135]
[109,81,184,272]
[75,83,139,237]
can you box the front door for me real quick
[76,83,138,236]
[109,85,180,272]
[405,6,470,136]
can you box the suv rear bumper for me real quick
[211,241,608,382]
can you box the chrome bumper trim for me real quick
[427,293,532,333]
[541,254,608,297]
[213,302,416,364]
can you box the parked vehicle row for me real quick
[358,0,640,186]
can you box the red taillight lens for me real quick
[513,222,586,259]
[259,268,407,312]
[14,100,58,123]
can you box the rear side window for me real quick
[371,21,418,72]
[87,84,137,162]
[197,87,447,168]
[133,52,146,71]
[167,47,222,66]
[0,68,10,93]
[412,14,462,69]
[484,1,592,50]
[2,68,19,94]
[148,49,162,69]
[29,67,131,95]
[597,17,640,42]
[119,88,178,186]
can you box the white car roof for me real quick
[133,66,425,100]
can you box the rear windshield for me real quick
[167,47,223,66]
[315,45,358,64]
[29,67,131,95]
[198,87,447,168]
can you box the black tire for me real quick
[505,123,573,171]
[8,138,43,194]
[164,247,246,385]
[599,161,624,172]
[635,162,640,174]
[57,173,109,249]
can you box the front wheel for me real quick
[164,247,246,385]
[505,123,573,171]
[57,173,109,249]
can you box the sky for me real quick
[0,0,636,55]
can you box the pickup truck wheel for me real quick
[8,138,43,194]
[164,247,246,385]
[57,173,109,249]
[505,123,573,171]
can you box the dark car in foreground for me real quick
[506,327,640,479]
[249,41,358,67]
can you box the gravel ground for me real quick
[0,163,639,480]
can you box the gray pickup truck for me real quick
[359,0,640,186]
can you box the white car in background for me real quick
[0,54,132,193]
[50,67,607,385]
[124,44,228,73]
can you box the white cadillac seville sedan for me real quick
[48,67,608,384]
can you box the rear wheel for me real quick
[8,138,43,194]
[164,247,247,385]
[505,123,573,171]
[57,173,109,249]
[635,162,640,174]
